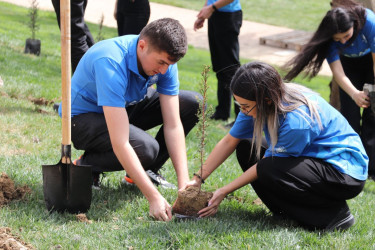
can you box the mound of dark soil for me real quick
[0,173,31,207]
[172,186,213,217]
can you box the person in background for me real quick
[188,62,368,231]
[194,0,242,125]
[59,18,201,221]
[52,0,94,73]
[52,0,95,113]
[114,0,150,36]
[283,0,375,179]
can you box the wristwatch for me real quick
[212,4,218,11]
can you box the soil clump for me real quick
[0,173,31,207]
[76,213,93,224]
[172,186,213,217]
[0,227,34,249]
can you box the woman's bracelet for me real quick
[193,173,205,184]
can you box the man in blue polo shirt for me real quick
[58,18,201,221]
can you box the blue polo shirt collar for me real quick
[127,36,143,77]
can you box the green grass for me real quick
[151,0,329,31]
[0,1,374,249]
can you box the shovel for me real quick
[42,0,92,213]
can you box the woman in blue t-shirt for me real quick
[284,1,375,178]
[188,61,368,231]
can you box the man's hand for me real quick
[149,195,172,222]
[194,17,205,31]
[197,188,226,217]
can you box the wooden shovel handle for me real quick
[60,0,71,146]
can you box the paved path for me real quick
[2,0,332,76]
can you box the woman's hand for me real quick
[352,90,370,108]
[197,188,227,217]
[184,177,202,191]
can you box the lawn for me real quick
[0,1,374,249]
[152,0,330,31]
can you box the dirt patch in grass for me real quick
[0,227,34,249]
[0,173,31,207]
[29,97,52,106]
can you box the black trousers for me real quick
[208,10,242,119]
[236,139,365,230]
[116,0,150,36]
[340,54,375,176]
[71,88,201,174]
[52,0,95,73]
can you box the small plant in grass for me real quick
[172,65,213,217]
[24,0,41,56]
[195,65,214,191]
[96,13,105,42]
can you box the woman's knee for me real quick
[256,157,282,182]
[236,138,267,172]
[236,139,257,172]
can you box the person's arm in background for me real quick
[194,0,235,31]
[159,93,189,190]
[103,106,172,221]
[330,60,370,108]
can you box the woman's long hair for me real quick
[283,5,366,81]
[231,62,321,159]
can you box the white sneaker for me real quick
[145,170,177,190]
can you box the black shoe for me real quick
[145,170,176,189]
[325,209,355,231]
[210,112,228,121]
[92,172,103,190]
[368,172,375,181]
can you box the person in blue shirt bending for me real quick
[58,18,201,222]
[188,61,368,231]
[284,0,375,179]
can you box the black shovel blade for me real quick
[42,161,92,214]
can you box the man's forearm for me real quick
[164,124,189,188]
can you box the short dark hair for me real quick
[140,18,187,62]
